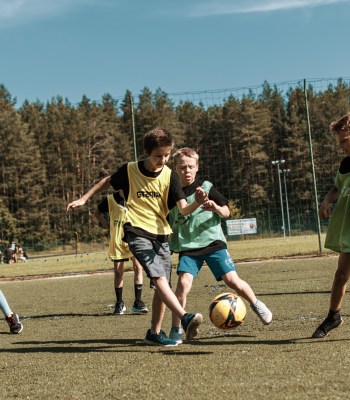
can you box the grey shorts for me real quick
[125,232,172,283]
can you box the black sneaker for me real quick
[181,313,203,340]
[6,314,23,334]
[132,299,149,314]
[143,329,178,346]
[312,316,343,338]
[113,301,126,315]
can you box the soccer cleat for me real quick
[181,313,203,340]
[169,326,183,344]
[250,300,272,325]
[132,299,149,314]
[143,329,178,346]
[113,301,126,315]
[312,316,343,338]
[6,314,23,334]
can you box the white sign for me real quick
[226,218,257,235]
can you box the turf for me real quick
[1,255,349,399]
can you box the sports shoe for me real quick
[169,326,183,344]
[181,313,203,340]
[132,299,149,314]
[312,316,343,338]
[6,314,23,334]
[113,301,126,315]
[143,329,178,346]
[251,300,272,325]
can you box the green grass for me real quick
[0,233,333,280]
[1,256,349,399]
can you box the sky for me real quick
[0,0,350,106]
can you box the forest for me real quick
[0,78,349,251]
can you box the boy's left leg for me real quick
[113,261,126,315]
[131,257,148,314]
[0,290,23,334]
[207,249,272,325]
[312,252,350,338]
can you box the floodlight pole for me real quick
[282,168,291,237]
[272,160,286,238]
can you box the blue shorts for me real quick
[177,249,236,281]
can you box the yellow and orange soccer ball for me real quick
[209,292,246,330]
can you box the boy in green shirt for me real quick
[312,113,350,338]
[169,148,272,344]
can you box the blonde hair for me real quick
[330,113,350,135]
[173,147,199,166]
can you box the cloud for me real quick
[186,0,350,17]
[0,0,94,26]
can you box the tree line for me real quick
[0,79,348,251]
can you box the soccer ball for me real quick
[209,292,246,330]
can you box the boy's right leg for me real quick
[312,252,350,338]
[0,290,23,334]
[132,257,148,314]
[113,261,126,315]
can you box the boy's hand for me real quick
[67,198,86,212]
[194,187,208,205]
[318,200,332,219]
[201,200,219,212]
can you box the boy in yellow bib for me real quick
[94,191,148,315]
[68,127,207,346]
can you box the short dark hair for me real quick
[330,113,350,135]
[143,127,174,155]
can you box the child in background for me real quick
[94,191,148,315]
[67,128,207,346]
[168,148,272,344]
[0,289,23,334]
[312,113,350,338]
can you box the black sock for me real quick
[115,287,123,303]
[134,284,143,302]
[327,309,340,320]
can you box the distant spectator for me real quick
[3,245,16,264]
[17,247,28,263]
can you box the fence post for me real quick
[303,79,323,253]
[129,92,138,162]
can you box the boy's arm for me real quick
[93,209,109,229]
[202,201,230,218]
[176,187,208,215]
[67,176,111,211]
[319,186,339,219]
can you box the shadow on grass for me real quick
[20,312,144,320]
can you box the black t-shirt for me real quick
[339,156,350,174]
[98,191,124,213]
[178,179,229,257]
[109,161,186,241]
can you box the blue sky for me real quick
[0,0,349,106]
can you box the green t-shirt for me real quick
[169,181,226,253]
[325,170,350,253]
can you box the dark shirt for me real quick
[339,156,350,174]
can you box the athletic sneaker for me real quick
[143,329,178,346]
[312,315,343,338]
[250,300,272,325]
[181,313,203,340]
[132,299,149,314]
[6,314,23,334]
[113,301,126,315]
[169,326,183,344]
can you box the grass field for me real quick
[1,255,349,399]
[0,233,333,280]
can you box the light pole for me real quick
[271,160,286,238]
[281,168,291,237]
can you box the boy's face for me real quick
[146,146,173,172]
[175,155,198,186]
[337,132,350,156]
